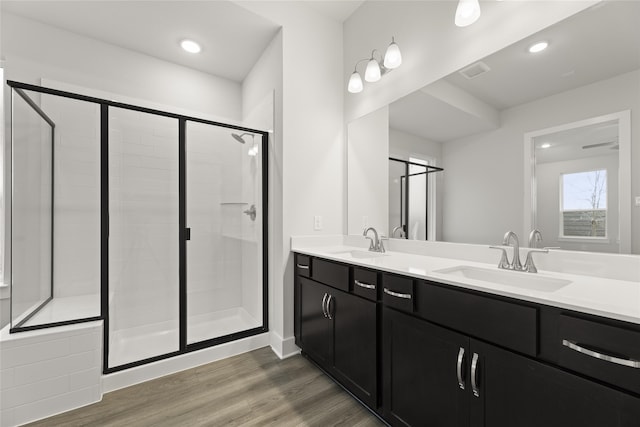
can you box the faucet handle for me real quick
[489,246,511,269]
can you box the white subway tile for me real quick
[69,368,100,391]
[2,375,69,409]
[0,407,15,427]
[12,385,101,426]
[14,356,75,386]
[0,368,15,390]
[1,338,70,368]
[67,350,101,373]
[68,332,100,353]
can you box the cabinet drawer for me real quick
[382,275,414,312]
[295,254,312,277]
[417,282,538,356]
[557,314,640,395]
[353,268,378,301]
[312,258,349,292]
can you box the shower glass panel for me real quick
[10,88,101,331]
[108,107,179,368]
[185,123,263,345]
[408,163,427,240]
[10,89,54,328]
[389,160,406,238]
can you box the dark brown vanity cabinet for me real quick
[294,256,378,409]
[383,305,640,427]
[294,254,640,426]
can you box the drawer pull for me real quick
[321,293,329,318]
[562,340,640,369]
[355,280,376,290]
[456,347,466,390]
[297,264,310,270]
[471,353,480,397]
[383,288,412,299]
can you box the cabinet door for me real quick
[470,339,640,427]
[383,307,469,427]
[332,288,378,409]
[299,277,332,367]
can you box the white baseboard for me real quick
[103,333,270,393]
[269,331,300,359]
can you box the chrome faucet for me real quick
[528,229,543,248]
[491,230,550,273]
[363,227,385,253]
[392,226,406,238]
[502,231,523,271]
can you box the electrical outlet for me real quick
[314,215,323,231]
[635,196,640,207]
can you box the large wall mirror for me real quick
[346,1,639,254]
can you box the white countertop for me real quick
[292,239,640,326]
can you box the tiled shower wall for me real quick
[0,322,102,427]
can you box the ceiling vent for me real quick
[459,61,490,79]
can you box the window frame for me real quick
[558,168,609,242]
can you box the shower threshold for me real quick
[109,307,261,368]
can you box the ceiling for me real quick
[389,1,640,143]
[1,0,282,82]
[302,0,365,22]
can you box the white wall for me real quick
[1,13,242,121]
[241,29,284,354]
[343,1,595,122]
[237,2,344,357]
[348,106,388,235]
[442,70,640,250]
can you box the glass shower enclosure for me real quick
[8,81,268,373]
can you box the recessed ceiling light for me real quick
[540,143,551,149]
[528,41,549,54]
[180,39,201,54]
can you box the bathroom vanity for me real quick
[293,241,640,426]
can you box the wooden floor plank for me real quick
[26,347,384,426]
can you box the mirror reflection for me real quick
[347,1,640,254]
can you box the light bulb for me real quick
[455,0,481,27]
[180,39,201,53]
[528,41,549,53]
[384,38,402,69]
[365,58,381,82]
[348,71,364,93]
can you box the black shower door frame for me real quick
[6,80,270,374]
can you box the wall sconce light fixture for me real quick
[348,37,402,94]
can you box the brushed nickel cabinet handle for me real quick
[471,353,480,397]
[562,340,640,369]
[457,347,466,390]
[321,293,328,318]
[355,280,376,290]
[383,288,412,299]
[297,264,310,270]
[327,294,333,320]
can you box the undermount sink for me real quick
[433,265,571,292]
[331,249,389,259]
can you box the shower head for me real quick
[231,133,253,144]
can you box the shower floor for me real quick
[19,294,101,328]
[109,307,261,368]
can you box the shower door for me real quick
[184,122,265,346]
